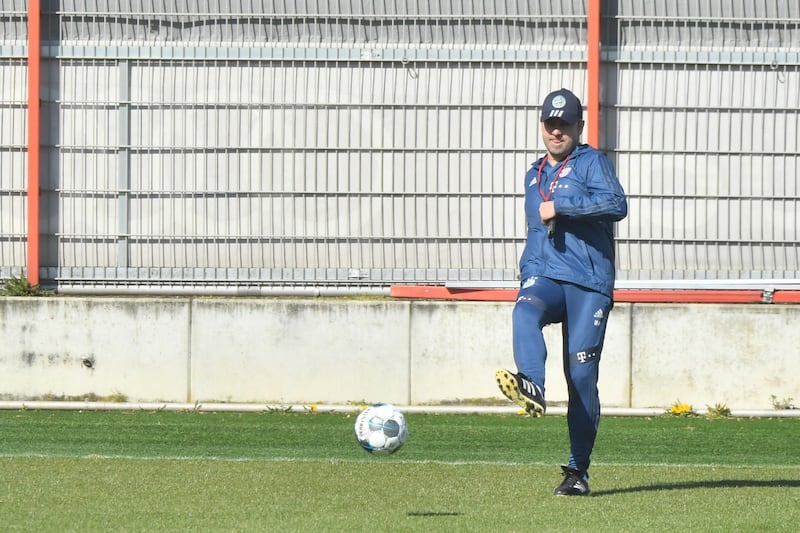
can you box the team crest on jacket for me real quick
[559,167,572,177]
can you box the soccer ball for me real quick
[354,402,408,454]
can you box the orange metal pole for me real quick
[586,0,601,148]
[389,285,800,305]
[27,0,41,286]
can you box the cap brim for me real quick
[540,114,580,124]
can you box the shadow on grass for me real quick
[407,511,463,517]
[593,479,800,497]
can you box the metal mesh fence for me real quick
[1,1,799,289]
[0,56,27,277]
[608,0,800,281]
[44,58,584,284]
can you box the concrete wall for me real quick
[1,297,798,410]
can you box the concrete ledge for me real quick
[1,297,798,410]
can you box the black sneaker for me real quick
[553,465,590,496]
[494,368,546,417]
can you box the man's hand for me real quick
[539,201,556,225]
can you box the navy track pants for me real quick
[512,275,613,475]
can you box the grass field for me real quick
[1,409,798,532]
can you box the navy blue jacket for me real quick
[519,144,627,297]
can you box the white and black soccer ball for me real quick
[354,402,408,454]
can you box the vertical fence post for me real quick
[118,61,130,270]
[27,0,41,286]
[587,0,601,148]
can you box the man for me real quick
[495,88,628,496]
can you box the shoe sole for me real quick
[495,369,545,418]
[554,488,590,496]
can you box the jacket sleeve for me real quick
[553,151,627,222]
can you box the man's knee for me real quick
[567,348,601,387]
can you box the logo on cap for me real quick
[552,95,567,109]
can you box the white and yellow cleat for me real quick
[495,368,546,418]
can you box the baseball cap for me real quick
[540,88,583,124]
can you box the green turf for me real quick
[1,410,798,532]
